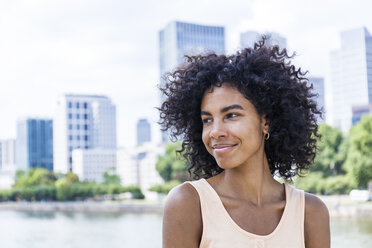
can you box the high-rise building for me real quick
[159,21,225,142]
[329,27,372,132]
[240,31,287,49]
[159,21,225,89]
[53,94,116,173]
[0,139,16,172]
[16,119,53,171]
[309,77,325,122]
[137,118,151,145]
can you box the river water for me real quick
[0,211,371,248]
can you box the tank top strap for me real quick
[185,178,228,219]
[282,183,305,245]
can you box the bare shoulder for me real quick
[304,193,330,248]
[305,193,329,218]
[163,182,202,248]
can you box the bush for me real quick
[123,185,145,199]
[323,175,355,195]
[149,180,181,195]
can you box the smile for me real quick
[212,144,237,154]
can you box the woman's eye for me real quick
[202,118,212,124]
[226,113,239,119]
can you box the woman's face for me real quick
[201,84,268,170]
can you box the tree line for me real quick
[0,170,144,202]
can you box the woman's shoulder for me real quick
[304,192,329,218]
[165,181,201,210]
[303,192,330,248]
[163,182,202,248]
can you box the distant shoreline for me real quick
[0,201,163,214]
[1,196,372,218]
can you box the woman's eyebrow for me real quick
[221,104,244,113]
[201,104,244,116]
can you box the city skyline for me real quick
[0,0,371,147]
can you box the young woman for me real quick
[159,39,330,248]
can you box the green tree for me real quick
[55,172,79,200]
[13,168,56,188]
[311,124,346,176]
[344,115,372,188]
[103,172,121,185]
[156,141,190,182]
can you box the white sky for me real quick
[0,0,371,147]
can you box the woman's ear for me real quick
[261,114,270,132]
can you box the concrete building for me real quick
[16,118,53,171]
[117,144,164,199]
[0,139,16,172]
[240,31,287,49]
[329,27,372,132]
[72,149,117,182]
[0,139,16,189]
[137,118,151,145]
[309,77,325,122]
[53,94,116,173]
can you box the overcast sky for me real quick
[0,0,371,147]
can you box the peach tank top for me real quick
[186,179,305,248]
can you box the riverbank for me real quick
[1,195,371,218]
[320,195,372,218]
[0,200,163,214]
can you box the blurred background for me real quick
[0,0,372,247]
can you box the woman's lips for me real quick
[212,144,237,154]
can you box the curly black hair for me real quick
[159,38,322,180]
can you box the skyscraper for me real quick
[240,31,287,49]
[159,21,225,89]
[329,27,372,132]
[53,94,116,173]
[159,21,225,142]
[16,119,53,171]
[309,77,325,122]
[137,118,151,145]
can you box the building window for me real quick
[84,135,88,141]
[84,124,88,130]
[69,124,73,130]
[69,146,73,152]
[76,114,80,119]
[76,102,80,109]
[76,124,80,130]
[68,102,73,108]
[84,102,88,109]
[85,145,89,149]
[77,135,80,141]
[84,114,88,120]
[68,113,72,119]
[69,135,73,141]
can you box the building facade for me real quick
[16,119,53,171]
[309,77,325,122]
[240,31,287,49]
[53,94,116,173]
[352,104,372,125]
[72,149,117,182]
[117,144,164,199]
[329,27,372,132]
[0,139,16,172]
[159,21,225,89]
[137,118,151,145]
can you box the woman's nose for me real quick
[210,121,227,139]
